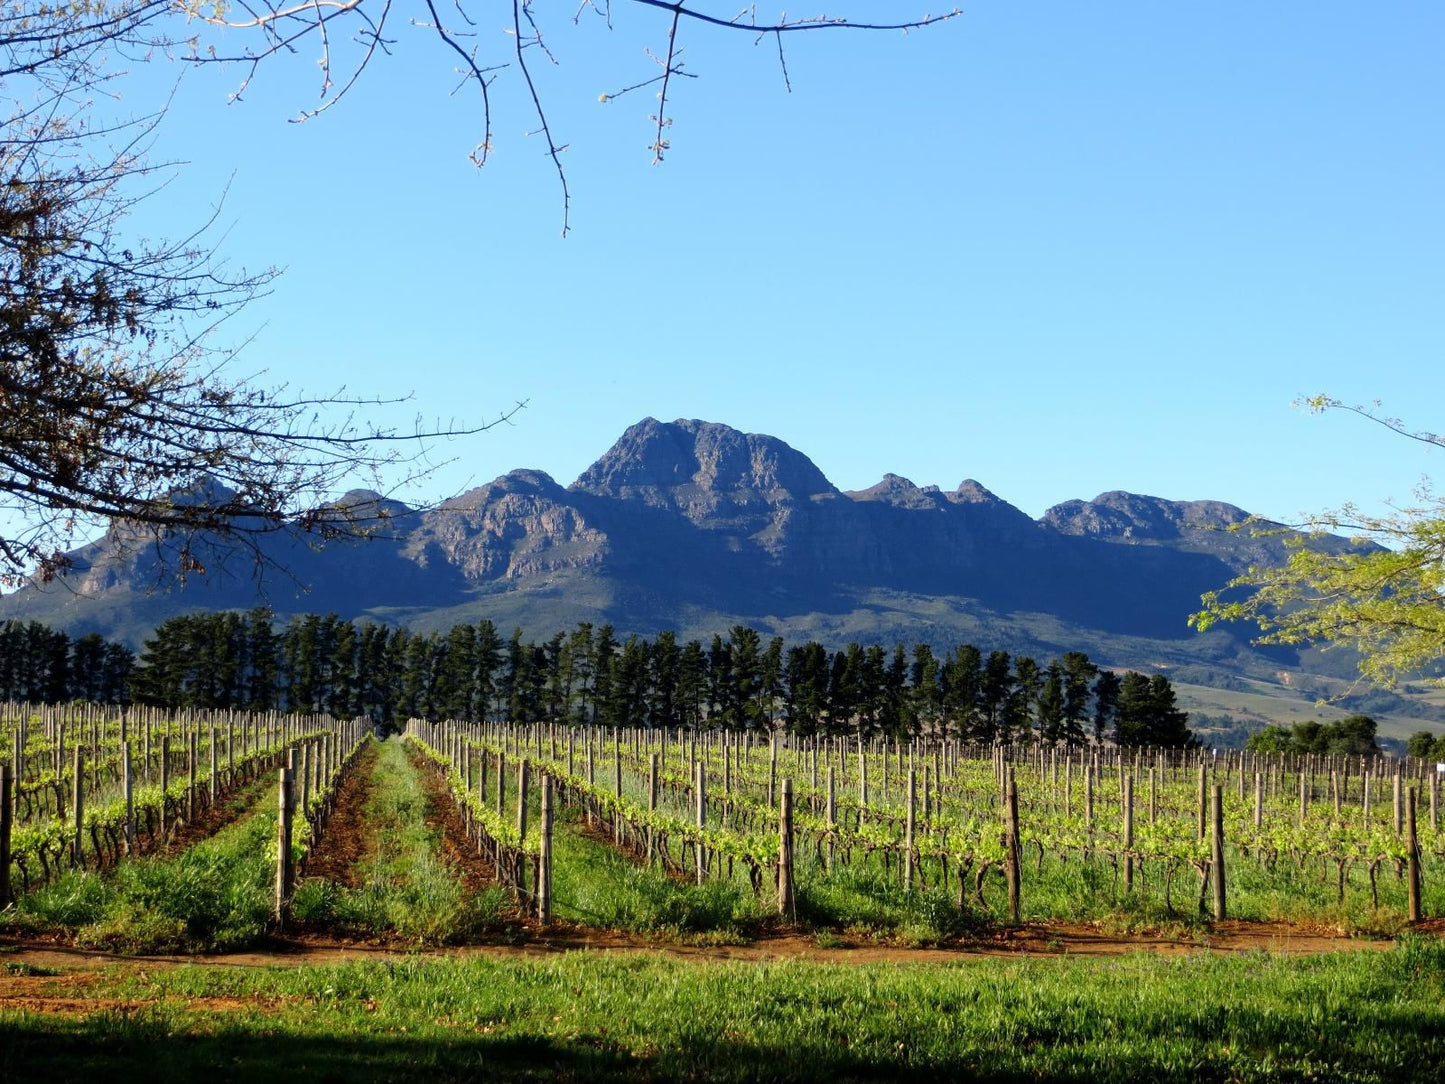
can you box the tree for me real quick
[1245,716,1379,757]
[1091,670,1121,744]
[1036,661,1065,744]
[3,3,958,584]
[1407,729,1445,761]
[1193,398,1445,691]
[1060,651,1097,745]
[1143,674,1193,749]
[1113,671,1152,747]
[1,4,519,586]
[190,2,960,234]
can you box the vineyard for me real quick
[2,705,1442,948]
[3,704,1444,1081]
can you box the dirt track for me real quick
[4,915,1435,980]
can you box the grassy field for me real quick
[2,939,1443,1081]
[7,774,279,953]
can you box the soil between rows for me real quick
[294,740,380,889]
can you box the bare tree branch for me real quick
[180,2,960,230]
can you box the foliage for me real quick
[130,610,1167,744]
[1406,729,1445,761]
[1193,397,1445,690]
[0,620,133,703]
[1241,715,1381,757]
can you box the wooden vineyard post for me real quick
[858,743,868,807]
[160,736,171,837]
[274,767,294,925]
[1299,771,1308,827]
[538,774,553,924]
[497,750,507,820]
[1393,774,1403,837]
[210,726,219,803]
[187,730,197,822]
[586,743,595,827]
[1253,772,1263,830]
[517,760,530,895]
[904,768,917,893]
[72,748,84,868]
[769,737,778,808]
[695,759,707,886]
[1005,768,1021,924]
[647,753,659,866]
[1084,766,1094,833]
[1432,773,1439,833]
[778,777,795,919]
[1211,785,1227,922]
[122,742,135,855]
[1197,765,1208,841]
[1123,773,1135,893]
[0,763,11,909]
[1406,785,1422,923]
[614,739,623,845]
[1149,767,1157,825]
[826,766,837,873]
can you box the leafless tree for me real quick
[2,1,518,587]
[185,1,961,233]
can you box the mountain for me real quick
[2,416,1396,731]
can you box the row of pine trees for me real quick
[112,611,1193,747]
[0,620,135,704]
[0,613,1194,746]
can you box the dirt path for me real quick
[406,741,514,902]
[295,740,380,888]
[4,916,1435,979]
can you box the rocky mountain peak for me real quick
[1040,491,1255,541]
[948,479,1004,505]
[571,418,836,505]
[847,474,942,510]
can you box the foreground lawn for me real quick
[2,938,1442,1081]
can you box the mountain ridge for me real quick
[0,418,1346,697]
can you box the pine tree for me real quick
[1092,670,1122,745]
[1036,661,1066,744]
[1060,651,1097,745]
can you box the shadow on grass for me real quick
[2,1012,1441,1084]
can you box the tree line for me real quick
[0,621,135,705]
[1244,717,1384,757]
[107,611,1193,747]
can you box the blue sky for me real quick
[109,1,1445,523]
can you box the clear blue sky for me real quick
[112,2,1445,524]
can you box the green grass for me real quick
[549,806,769,942]
[2,938,1443,1081]
[784,839,1443,942]
[8,779,279,953]
[793,861,983,944]
[290,737,507,942]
